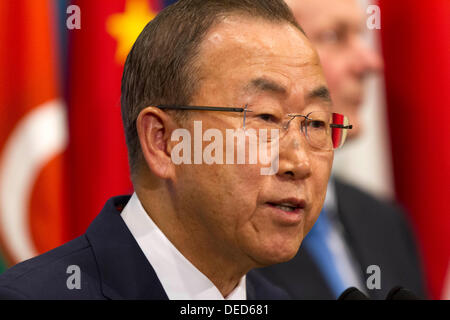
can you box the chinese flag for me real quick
[0,0,67,265]
[66,0,165,240]
[380,0,450,299]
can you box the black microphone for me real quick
[338,287,370,300]
[386,286,419,300]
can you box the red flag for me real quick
[380,0,450,299]
[66,0,162,240]
[0,0,67,264]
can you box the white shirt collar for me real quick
[120,193,247,300]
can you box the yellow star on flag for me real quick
[107,0,157,64]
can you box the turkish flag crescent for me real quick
[380,0,450,299]
[0,0,67,264]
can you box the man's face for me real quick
[286,0,382,137]
[169,16,333,268]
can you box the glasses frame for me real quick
[157,104,253,129]
[156,104,353,149]
[285,113,353,130]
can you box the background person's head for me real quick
[120,0,334,284]
[285,0,382,138]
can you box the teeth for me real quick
[275,204,296,212]
[280,202,295,207]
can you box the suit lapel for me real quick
[334,179,386,299]
[334,180,370,267]
[85,196,169,300]
[246,276,256,300]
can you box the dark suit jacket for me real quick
[0,196,289,300]
[257,178,427,300]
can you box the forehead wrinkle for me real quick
[201,17,314,64]
[195,17,325,107]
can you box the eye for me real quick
[318,30,339,43]
[317,28,348,46]
[257,114,277,122]
[308,120,327,129]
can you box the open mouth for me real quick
[268,203,298,212]
[266,199,306,214]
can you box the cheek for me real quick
[175,162,262,230]
[312,147,332,180]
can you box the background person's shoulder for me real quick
[334,177,427,298]
[334,177,407,220]
[334,177,418,255]
[0,235,103,300]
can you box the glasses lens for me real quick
[243,112,285,142]
[243,110,350,150]
[304,111,333,150]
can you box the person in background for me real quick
[258,0,427,299]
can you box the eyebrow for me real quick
[307,86,332,104]
[245,77,287,95]
[245,78,332,105]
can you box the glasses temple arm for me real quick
[330,124,353,129]
[157,105,252,113]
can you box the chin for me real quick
[253,238,303,267]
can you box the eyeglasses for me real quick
[157,105,352,150]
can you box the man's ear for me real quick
[136,107,177,180]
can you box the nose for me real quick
[277,126,313,181]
